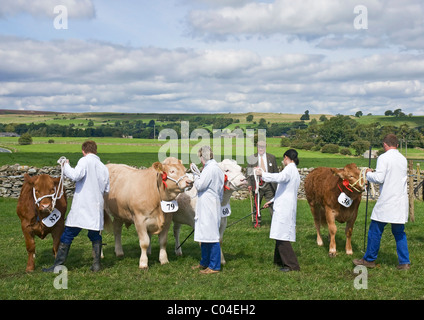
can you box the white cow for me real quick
[172,159,247,264]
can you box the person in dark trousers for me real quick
[256,149,301,272]
[43,140,110,272]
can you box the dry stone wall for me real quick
[1,164,422,200]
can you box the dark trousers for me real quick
[60,226,102,245]
[254,183,275,224]
[274,240,300,271]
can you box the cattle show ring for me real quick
[1,113,424,303]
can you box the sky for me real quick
[0,0,424,115]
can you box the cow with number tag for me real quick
[17,174,67,272]
[173,159,248,264]
[103,158,193,269]
[304,163,365,257]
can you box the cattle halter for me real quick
[32,156,65,212]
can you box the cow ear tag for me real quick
[338,192,353,208]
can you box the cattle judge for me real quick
[353,134,411,270]
[191,146,225,274]
[43,140,110,272]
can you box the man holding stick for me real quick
[353,134,411,270]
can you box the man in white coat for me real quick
[43,140,110,272]
[256,149,301,272]
[192,146,224,274]
[354,134,410,270]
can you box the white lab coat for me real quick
[366,149,408,224]
[194,159,225,243]
[63,153,110,231]
[262,162,300,242]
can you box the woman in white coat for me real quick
[255,149,300,272]
[192,146,224,274]
[43,140,110,272]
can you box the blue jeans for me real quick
[363,220,410,265]
[60,226,102,245]
[200,242,221,271]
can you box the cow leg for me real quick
[325,207,337,257]
[158,213,172,265]
[310,203,324,247]
[345,218,355,255]
[134,216,150,269]
[173,222,183,256]
[113,218,124,257]
[219,217,227,265]
[21,222,36,272]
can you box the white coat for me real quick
[63,153,110,231]
[262,162,300,242]
[366,149,408,224]
[193,159,225,243]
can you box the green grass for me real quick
[1,197,423,300]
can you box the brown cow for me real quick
[16,174,67,272]
[103,158,192,269]
[304,163,365,257]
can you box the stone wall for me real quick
[1,164,422,201]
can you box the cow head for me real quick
[218,159,248,191]
[156,157,193,194]
[24,174,61,214]
[331,163,365,193]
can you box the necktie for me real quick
[260,155,266,172]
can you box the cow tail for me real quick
[103,210,113,233]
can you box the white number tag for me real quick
[42,208,61,228]
[338,192,353,208]
[161,200,179,213]
[221,203,231,217]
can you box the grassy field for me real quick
[1,197,423,300]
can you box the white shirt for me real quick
[63,153,110,231]
[193,159,225,243]
[262,162,300,242]
[366,149,408,224]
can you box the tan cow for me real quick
[103,158,192,269]
[172,159,247,264]
[17,174,67,272]
[304,163,365,257]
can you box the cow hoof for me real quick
[346,250,353,255]
[328,252,337,258]
[139,265,149,270]
[160,260,169,265]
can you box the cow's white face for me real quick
[218,159,247,190]
[161,157,193,192]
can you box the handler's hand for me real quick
[263,201,272,208]
[254,167,263,176]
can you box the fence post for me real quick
[408,160,415,222]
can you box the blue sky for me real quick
[0,0,423,115]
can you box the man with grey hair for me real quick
[192,146,225,274]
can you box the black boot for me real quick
[90,240,102,272]
[42,242,70,272]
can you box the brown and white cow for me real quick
[172,159,248,264]
[17,174,67,272]
[103,158,192,269]
[304,163,365,257]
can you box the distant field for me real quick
[0,136,381,168]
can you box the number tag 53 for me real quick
[161,200,179,213]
